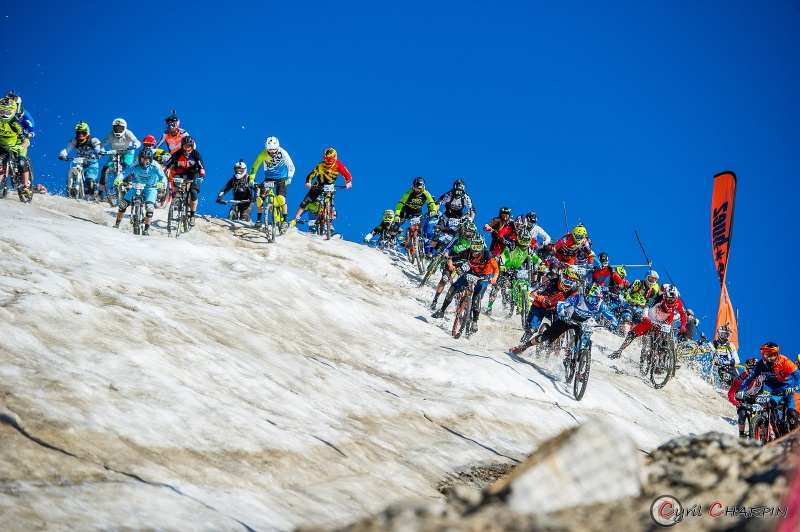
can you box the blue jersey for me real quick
[556,293,618,327]
[121,161,166,187]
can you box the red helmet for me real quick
[142,134,157,147]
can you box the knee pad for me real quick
[118,198,129,211]
[256,196,264,209]
[275,194,286,207]
[145,202,155,217]
[17,156,30,173]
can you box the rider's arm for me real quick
[282,148,296,179]
[395,189,413,217]
[250,149,269,183]
[126,131,141,150]
[424,191,437,213]
[59,138,77,158]
[335,160,352,184]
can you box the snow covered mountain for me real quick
[0,195,734,530]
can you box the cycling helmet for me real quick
[499,207,511,217]
[717,324,732,342]
[324,147,337,163]
[383,209,395,222]
[516,230,532,249]
[760,341,779,356]
[686,308,694,317]
[234,159,247,177]
[745,358,758,371]
[646,270,660,283]
[461,221,477,240]
[166,111,179,129]
[265,136,280,152]
[631,279,643,292]
[662,284,679,306]
[0,97,15,121]
[142,134,157,147]
[615,265,627,279]
[526,212,537,225]
[181,135,194,148]
[75,121,90,141]
[469,235,485,254]
[112,118,127,138]
[585,284,603,310]
[572,223,587,241]
[598,252,609,266]
[412,176,425,190]
[453,179,465,195]
[559,268,578,291]
[138,147,154,164]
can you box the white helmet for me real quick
[647,270,659,281]
[234,159,247,177]
[265,136,280,151]
[112,118,127,138]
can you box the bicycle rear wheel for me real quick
[452,292,472,339]
[752,415,772,443]
[573,343,592,401]
[420,255,444,288]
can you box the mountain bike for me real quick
[167,176,190,237]
[155,165,172,209]
[506,268,531,328]
[639,322,677,389]
[419,233,458,288]
[739,397,768,440]
[561,318,598,401]
[404,214,427,275]
[751,393,798,444]
[257,181,280,243]
[223,199,251,221]
[64,157,89,200]
[100,149,130,207]
[129,183,148,236]
[311,184,346,240]
[0,147,33,203]
[452,273,480,340]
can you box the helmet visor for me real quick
[560,278,576,290]
[113,124,125,134]
[76,131,89,140]
[0,108,14,119]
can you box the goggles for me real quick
[76,132,89,140]
[167,121,179,129]
[561,278,576,289]
[113,125,125,133]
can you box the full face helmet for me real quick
[585,284,603,310]
[469,235,485,255]
[615,265,627,279]
[323,147,337,164]
[383,209,395,222]
[412,176,425,191]
[745,358,758,372]
[452,179,465,196]
[234,159,247,178]
[559,268,578,292]
[526,212,537,225]
[112,118,127,138]
[461,221,477,240]
[138,147,154,166]
[166,111,180,131]
[572,223,587,243]
[516,230,532,249]
[717,324,732,342]
[760,341,780,367]
[662,284,680,307]
[598,252,609,267]
[266,136,280,154]
[0,97,16,121]
[75,121,90,143]
[646,270,660,284]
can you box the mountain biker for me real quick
[609,284,686,359]
[249,136,296,230]
[163,135,204,226]
[484,207,517,257]
[511,283,618,355]
[216,159,256,222]
[679,308,700,344]
[514,212,552,249]
[292,147,352,225]
[429,221,478,310]
[485,230,541,316]
[0,96,32,199]
[154,111,192,155]
[711,323,740,385]
[429,179,475,256]
[588,253,630,296]
[737,342,800,433]
[728,357,765,438]
[364,209,403,243]
[431,235,499,334]
[98,118,140,200]
[553,223,595,268]
[509,268,579,355]
[394,176,437,222]
[112,148,166,235]
[57,121,102,196]
[4,91,34,139]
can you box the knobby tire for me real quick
[573,343,592,401]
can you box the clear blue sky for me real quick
[8,1,799,358]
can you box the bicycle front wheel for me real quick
[573,343,592,401]
[167,198,181,237]
[650,343,674,389]
[452,292,472,339]
[265,201,277,242]
[414,236,425,275]
[132,200,142,235]
[420,255,444,288]
[325,200,333,240]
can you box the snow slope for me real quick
[0,195,734,530]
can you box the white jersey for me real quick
[100,130,141,151]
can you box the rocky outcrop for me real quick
[334,423,799,531]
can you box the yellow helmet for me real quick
[572,223,587,241]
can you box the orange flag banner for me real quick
[711,171,738,349]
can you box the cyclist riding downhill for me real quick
[98,118,140,201]
[112,148,166,236]
[217,159,256,223]
[292,147,352,226]
[249,136,295,230]
[736,342,800,434]
[485,230,540,316]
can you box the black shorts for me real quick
[260,179,287,198]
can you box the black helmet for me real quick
[499,206,511,216]
[138,147,154,162]
[412,177,425,190]
[526,212,537,225]
[181,135,194,147]
[598,252,609,266]
[745,358,758,371]
[453,179,465,194]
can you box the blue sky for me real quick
[8,1,799,358]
